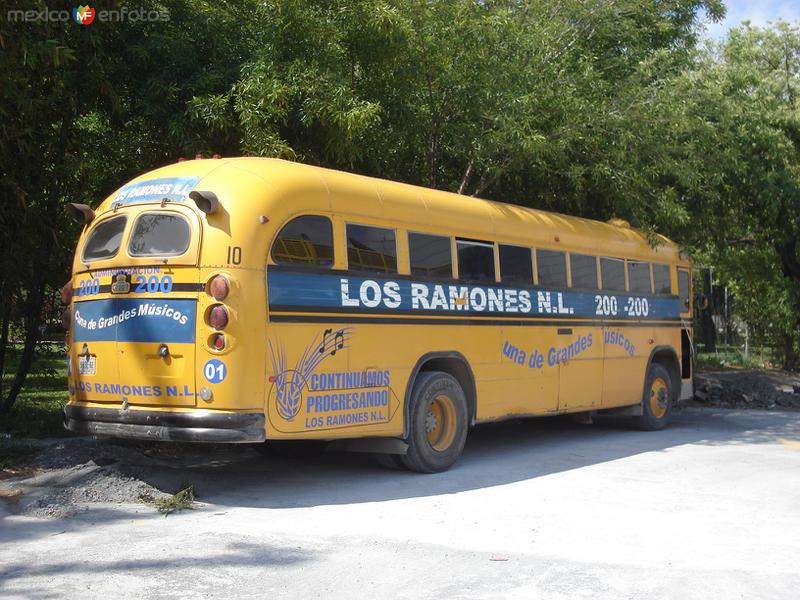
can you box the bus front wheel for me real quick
[635,363,673,431]
[402,371,468,473]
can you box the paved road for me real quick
[2,407,799,599]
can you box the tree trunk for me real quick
[1,281,45,413]
[782,332,798,371]
[0,287,10,400]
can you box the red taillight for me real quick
[209,275,229,301]
[211,333,226,350]
[209,305,229,330]
[61,307,71,330]
[60,281,73,304]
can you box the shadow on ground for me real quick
[17,407,799,509]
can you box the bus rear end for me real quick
[63,169,266,443]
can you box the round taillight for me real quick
[61,307,71,330]
[210,333,226,351]
[209,305,229,330]
[209,275,229,301]
[61,281,73,304]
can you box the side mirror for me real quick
[67,203,95,225]
[188,190,219,215]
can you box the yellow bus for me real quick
[63,158,693,472]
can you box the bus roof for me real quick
[99,157,686,264]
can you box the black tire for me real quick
[634,362,673,431]
[401,371,468,473]
[374,453,407,470]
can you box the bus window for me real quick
[409,232,452,277]
[129,213,191,257]
[536,249,567,289]
[628,261,652,294]
[600,257,626,291]
[678,269,690,311]
[499,244,533,285]
[82,215,127,262]
[273,215,333,266]
[569,253,598,290]
[347,224,397,273]
[653,263,671,294]
[457,239,495,282]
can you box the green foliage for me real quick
[2,0,800,430]
[140,484,196,515]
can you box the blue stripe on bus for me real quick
[267,270,683,321]
[72,299,196,343]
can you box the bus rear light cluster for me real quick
[210,333,226,351]
[207,274,231,351]
[209,305,229,330]
[209,275,229,301]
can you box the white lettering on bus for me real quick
[336,277,575,315]
[341,278,359,307]
[411,283,430,309]
[384,281,401,308]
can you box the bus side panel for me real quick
[480,325,560,420]
[601,325,652,408]
[557,324,604,411]
[194,266,266,412]
[264,321,406,440]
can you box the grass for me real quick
[695,343,777,371]
[140,484,196,515]
[0,343,70,439]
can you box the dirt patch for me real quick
[0,437,258,519]
[692,369,800,410]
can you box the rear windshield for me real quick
[128,213,191,257]
[82,216,127,262]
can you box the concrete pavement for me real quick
[1,407,799,599]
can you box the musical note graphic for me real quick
[269,327,353,421]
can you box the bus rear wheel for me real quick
[402,371,468,473]
[635,363,673,431]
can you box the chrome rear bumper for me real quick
[64,405,266,443]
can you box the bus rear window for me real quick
[82,216,127,262]
[128,213,191,257]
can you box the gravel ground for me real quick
[692,369,800,410]
[0,438,263,519]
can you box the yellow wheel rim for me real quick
[426,394,457,451]
[649,377,669,419]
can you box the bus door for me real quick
[71,204,202,407]
[557,324,603,411]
